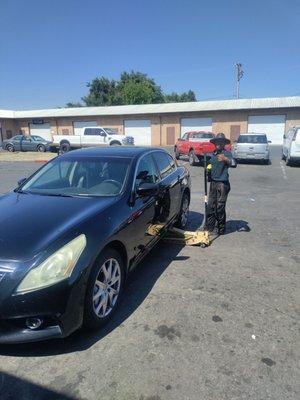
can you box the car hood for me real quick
[0,192,116,261]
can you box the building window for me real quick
[62,128,70,135]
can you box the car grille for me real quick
[123,136,135,145]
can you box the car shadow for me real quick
[236,159,272,165]
[0,371,76,400]
[0,241,188,357]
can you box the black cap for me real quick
[210,132,231,145]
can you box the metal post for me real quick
[235,63,244,99]
[203,154,208,229]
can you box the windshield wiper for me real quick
[21,191,75,198]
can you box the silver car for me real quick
[232,133,270,164]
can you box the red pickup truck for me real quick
[174,131,231,165]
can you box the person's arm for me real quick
[217,152,237,168]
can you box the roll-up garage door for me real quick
[181,117,212,136]
[29,123,52,141]
[73,121,98,136]
[248,115,285,145]
[124,120,151,146]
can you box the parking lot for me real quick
[0,146,299,400]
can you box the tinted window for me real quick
[32,135,45,142]
[153,152,176,179]
[84,128,106,136]
[21,157,131,197]
[135,154,160,188]
[12,135,22,141]
[237,135,267,144]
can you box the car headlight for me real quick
[16,234,86,293]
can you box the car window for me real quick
[182,133,189,140]
[192,132,214,139]
[12,135,22,141]
[237,135,267,143]
[153,151,176,179]
[32,136,44,142]
[84,128,106,136]
[135,154,160,188]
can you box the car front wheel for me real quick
[6,144,14,152]
[175,192,190,229]
[37,144,46,152]
[84,248,124,329]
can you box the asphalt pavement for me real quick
[0,146,299,400]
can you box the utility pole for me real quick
[235,62,244,99]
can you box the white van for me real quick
[282,126,300,165]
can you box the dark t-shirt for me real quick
[210,150,235,182]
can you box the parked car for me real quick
[2,135,53,152]
[53,127,134,153]
[174,131,231,166]
[232,133,270,163]
[0,147,190,343]
[282,126,300,165]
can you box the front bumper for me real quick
[233,152,269,160]
[0,269,87,344]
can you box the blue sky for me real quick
[0,0,300,109]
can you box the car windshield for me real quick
[104,128,118,134]
[237,135,267,143]
[33,136,46,142]
[20,156,132,197]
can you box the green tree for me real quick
[118,71,164,104]
[67,71,197,107]
[164,90,196,103]
[66,102,83,108]
[82,77,120,106]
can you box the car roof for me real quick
[184,131,214,134]
[239,132,266,135]
[59,146,165,159]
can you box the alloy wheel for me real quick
[92,258,121,318]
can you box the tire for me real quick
[174,191,190,229]
[189,150,197,166]
[60,142,70,154]
[37,144,46,152]
[6,144,14,152]
[110,141,121,146]
[174,147,180,160]
[84,248,125,329]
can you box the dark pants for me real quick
[206,180,231,233]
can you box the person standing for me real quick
[206,133,237,235]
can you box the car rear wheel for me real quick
[286,153,292,166]
[37,144,46,152]
[175,192,190,229]
[6,144,14,152]
[84,248,124,329]
[60,142,70,154]
[110,141,121,146]
[189,150,197,166]
[174,147,180,160]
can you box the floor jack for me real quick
[147,155,211,247]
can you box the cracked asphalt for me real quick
[0,146,299,400]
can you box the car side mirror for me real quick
[178,138,183,141]
[136,182,159,197]
[268,140,272,143]
[18,178,26,186]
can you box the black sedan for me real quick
[2,135,53,152]
[0,147,190,343]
